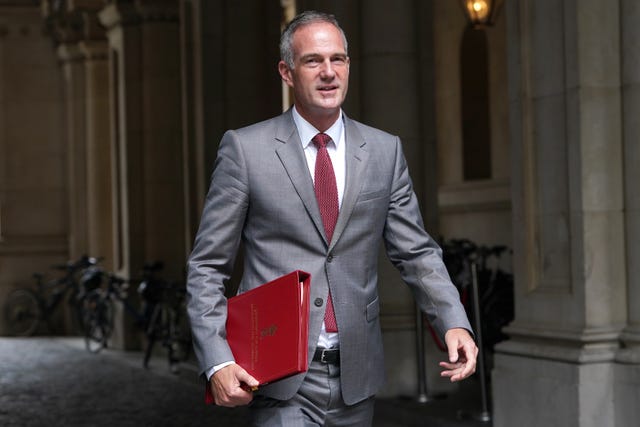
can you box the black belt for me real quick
[313,347,340,364]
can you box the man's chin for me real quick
[315,98,343,111]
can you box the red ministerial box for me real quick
[205,270,311,404]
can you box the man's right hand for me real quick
[210,363,259,407]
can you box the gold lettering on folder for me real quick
[250,304,259,369]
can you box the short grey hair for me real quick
[280,10,348,69]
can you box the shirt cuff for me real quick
[206,361,235,381]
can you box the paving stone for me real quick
[0,337,488,427]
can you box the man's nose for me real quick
[319,60,336,78]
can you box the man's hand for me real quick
[210,363,259,407]
[439,328,478,382]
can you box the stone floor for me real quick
[0,337,492,427]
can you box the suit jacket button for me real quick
[327,254,334,263]
[314,298,323,307]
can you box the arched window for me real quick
[460,26,491,180]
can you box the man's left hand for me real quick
[439,328,478,382]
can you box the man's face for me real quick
[279,22,350,125]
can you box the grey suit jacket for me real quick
[186,109,471,405]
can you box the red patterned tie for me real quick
[312,133,339,332]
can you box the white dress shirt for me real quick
[292,105,345,350]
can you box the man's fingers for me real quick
[235,367,259,388]
[443,328,479,379]
[440,328,479,382]
[211,364,257,407]
[446,336,460,363]
[438,361,467,382]
[439,353,477,382]
[444,328,467,363]
[212,379,253,406]
[448,346,459,363]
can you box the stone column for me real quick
[99,2,141,284]
[619,0,640,360]
[42,1,110,332]
[99,2,141,349]
[99,0,186,347]
[135,1,185,279]
[178,0,210,256]
[79,39,113,269]
[493,1,625,426]
[616,0,640,423]
[100,0,185,275]
[57,43,89,260]
[47,1,110,265]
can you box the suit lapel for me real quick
[274,111,369,249]
[274,111,327,244]
[330,116,368,251]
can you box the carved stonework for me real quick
[98,0,178,29]
[41,0,106,44]
[79,39,108,61]
[134,0,178,23]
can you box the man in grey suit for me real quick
[187,10,478,426]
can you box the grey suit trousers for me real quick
[249,361,375,427]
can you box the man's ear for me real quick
[278,61,293,87]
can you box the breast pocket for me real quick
[366,297,380,322]
[357,188,388,203]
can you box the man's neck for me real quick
[293,105,341,132]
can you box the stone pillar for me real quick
[79,39,114,269]
[40,1,110,332]
[100,0,185,277]
[50,1,115,268]
[178,0,209,256]
[493,1,625,426]
[619,0,640,360]
[99,1,142,286]
[616,0,640,423]
[135,1,185,279]
[48,1,111,263]
[99,2,141,349]
[99,0,185,348]
[57,43,89,260]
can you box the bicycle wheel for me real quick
[69,290,88,336]
[82,292,114,353]
[4,289,42,336]
[168,308,191,364]
[143,304,162,368]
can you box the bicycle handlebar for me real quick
[50,255,103,273]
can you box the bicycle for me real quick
[4,255,101,336]
[80,267,123,353]
[440,238,514,353]
[81,262,191,372]
[136,262,191,371]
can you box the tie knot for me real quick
[312,133,331,150]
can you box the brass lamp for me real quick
[460,0,504,28]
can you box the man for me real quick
[187,10,478,426]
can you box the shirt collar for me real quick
[292,106,343,149]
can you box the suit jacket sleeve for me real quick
[186,130,248,376]
[382,136,472,340]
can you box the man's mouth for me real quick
[318,85,338,92]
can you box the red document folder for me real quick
[205,270,311,404]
